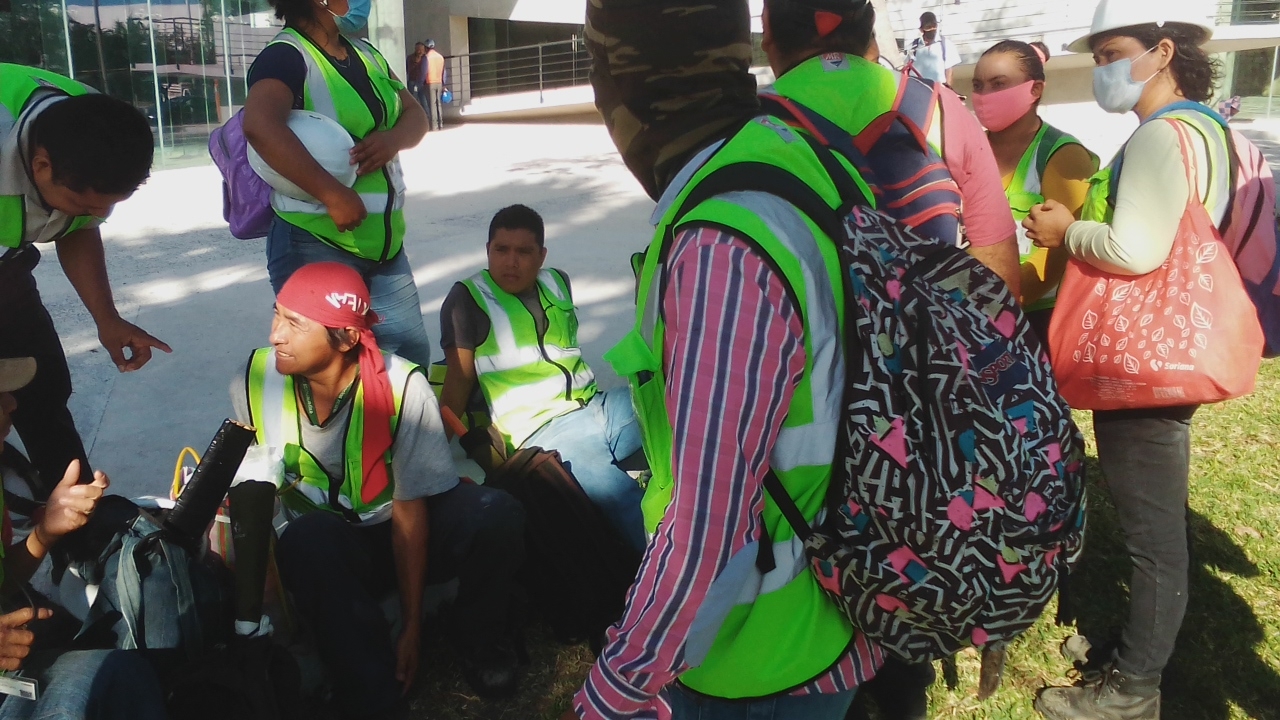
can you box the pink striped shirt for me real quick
[573,227,882,719]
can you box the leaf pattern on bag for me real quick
[1190,302,1213,329]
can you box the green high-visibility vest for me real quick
[1005,122,1095,312]
[462,268,598,450]
[267,29,407,263]
[0,64,97,249]
[603,54,907,699]
[1081,105,1230,228]
[244,347,421,524]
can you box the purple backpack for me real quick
[209,110,274,239]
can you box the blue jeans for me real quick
[266,217,434,367]
[0,650,166,720]
[666,683,855,719]
[524,385,646,551]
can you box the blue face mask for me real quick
[330,0,370,35]
[1093,46,1158,114]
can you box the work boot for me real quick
[1035,666,1161,720]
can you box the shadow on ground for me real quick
[1068,460,1280,720]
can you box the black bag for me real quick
[482,446,642,647]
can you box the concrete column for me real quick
[369,0,407,78]
[450,15,471,106]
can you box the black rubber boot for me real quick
[1035,666,1161,720]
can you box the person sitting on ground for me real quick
[0,357,167,720]
[439,205,646,551]
[230,263,527,716]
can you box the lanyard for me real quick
[296,373,359,427]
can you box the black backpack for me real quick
[479,445,641,649]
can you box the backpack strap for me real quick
[664,154,869,573]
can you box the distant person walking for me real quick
[407,41,431,114]
[242,0,434,367]
[907,11,960,86]
[973,40,1097,344]
[425,39,446,131]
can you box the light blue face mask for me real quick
[1093,46,1158,114]
[330,0,370,35]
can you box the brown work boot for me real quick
[1035,666,1161,720]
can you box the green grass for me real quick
[410,360,1280,719]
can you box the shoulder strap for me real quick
[1033,124,1071,179]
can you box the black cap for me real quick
[920,11,938,27]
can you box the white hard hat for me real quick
[247,110,357,203]
[1067,0,1214,54]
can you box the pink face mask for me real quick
[972,80,1038,132]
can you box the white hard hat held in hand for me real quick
[247,110,357,203]
[1067,0,1215,54]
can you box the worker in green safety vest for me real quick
[564,0,1019,716]
[243,0,434,369]
[0,357,168,717]
[972,41,1098,346]
[0,63,169,495]
[231,262,526,714]
[440,204,647,551]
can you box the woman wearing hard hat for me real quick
[972,40,1098,345]
[1023,2,1222,719]
[242,0,434,367]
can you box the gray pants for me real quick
[427,82,444,130]
[1093,405,1198,678]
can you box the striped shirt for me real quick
[573,227,882,719]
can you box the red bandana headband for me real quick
[277,262,392,505]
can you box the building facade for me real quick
[3,0,1279,166]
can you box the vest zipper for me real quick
[526,286,577,402]
[373,85,395,262]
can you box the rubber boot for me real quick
[1035,666,1161,720]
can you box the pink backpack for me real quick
[1220,126,1280,356]
[208,110,274,240]
[1159,104,1280,356]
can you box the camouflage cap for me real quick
[585,0,760,201]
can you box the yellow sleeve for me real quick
[1040,144,1097,218]
[1019,144,1098,306]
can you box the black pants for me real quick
[0,250,91,495]
[274,482,525,718]
[1093,405,1197,678]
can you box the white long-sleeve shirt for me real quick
[1065,118,1228,276]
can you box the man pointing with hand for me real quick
[1,63,170,494]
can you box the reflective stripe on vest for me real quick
[1006,123,1093,312]
[266,30,407,262]
[245,347,417,525]
[1084,104,1230,227]
[0,64,93,249]
[606,88,862,696]
[462,269,597,450]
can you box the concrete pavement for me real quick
[26,120,652,500]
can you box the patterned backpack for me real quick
[678,102,1087,663]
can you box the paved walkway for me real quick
[23,113,1280,501]
[29,120,652,500]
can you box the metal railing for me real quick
[443,38,591,106]
[1219,0,1280,25]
